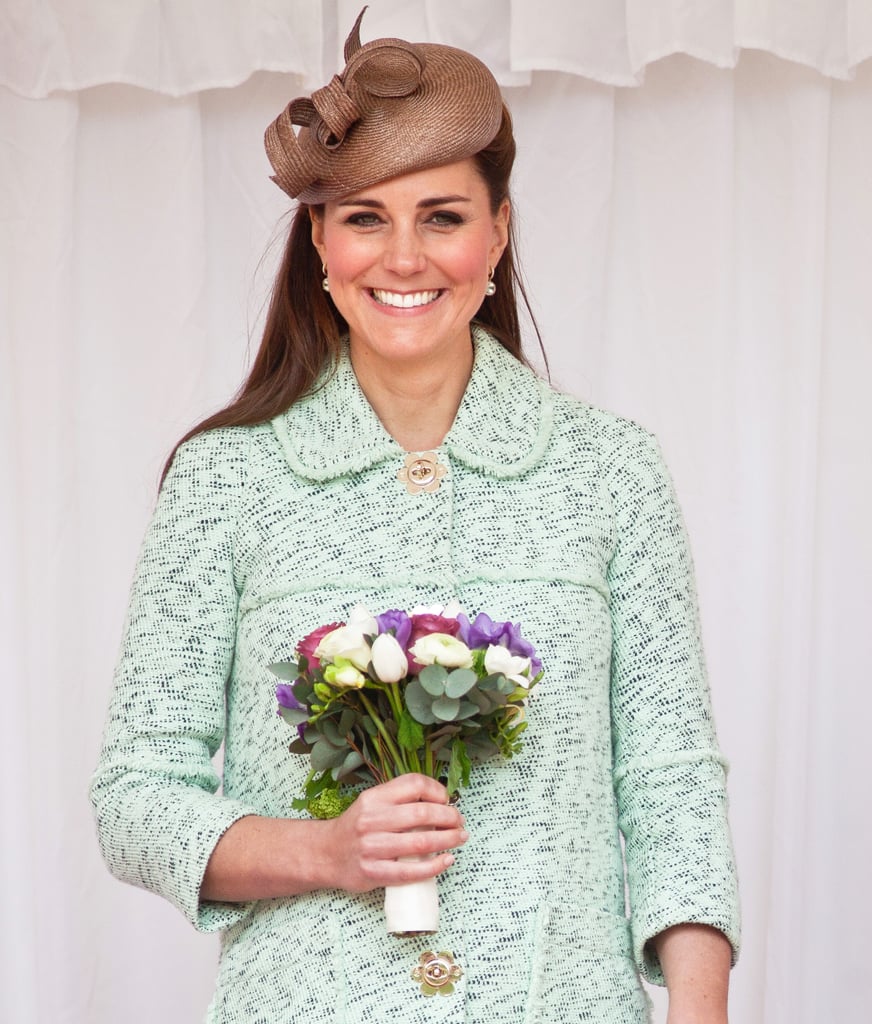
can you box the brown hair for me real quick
[161,106,543,483]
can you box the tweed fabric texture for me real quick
[91,328,740,1023]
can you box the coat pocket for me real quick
[207,905,342,1023]
[524,904,651,1024]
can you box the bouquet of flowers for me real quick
[269,602,542,935]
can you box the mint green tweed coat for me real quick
[91,328,739,1023]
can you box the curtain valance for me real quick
[2,0,871,99]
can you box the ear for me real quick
[489,198,510,268]
[309,206,326,263]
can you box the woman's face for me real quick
[310,159,509,372]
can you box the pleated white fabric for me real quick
[2,0,871,97]
[1,6,871,1022]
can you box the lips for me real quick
[370,288,442,309]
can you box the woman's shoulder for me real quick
[162,422,274,497]
[548,388,663,469]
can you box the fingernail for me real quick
[459,830,470,842]
[445,854,455,866]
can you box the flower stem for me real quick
[358,690,407,774]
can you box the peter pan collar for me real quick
[269,326,554,482]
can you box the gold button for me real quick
[411,950,463,996]
[397,452,447,494]
[409,459,435,486]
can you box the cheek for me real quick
[444,235,493,283]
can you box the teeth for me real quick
[372,289,440,308]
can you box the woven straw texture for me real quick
[264,12,503,203]
[91,329,740,1023]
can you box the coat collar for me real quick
[270,326,554,482]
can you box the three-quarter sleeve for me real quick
[89,429,260,932]
[603,422,740,984]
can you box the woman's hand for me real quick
[200,774,467,904]
[319,774,468,892]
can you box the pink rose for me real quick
[297,622,343,669]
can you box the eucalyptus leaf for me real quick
[361,715,379,737]
[405,679,437,724]
[338,708,357,736]
[455,700,479,720]
[432,696,460,722]
[335,749,365,779]
[311,738,346,772]
[267,661,299,680]
[418,665,448,696]
[279,706,309,726]
[445,669,477,698]
[288,738,310,754]
[321,718,342,746]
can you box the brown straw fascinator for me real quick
[264,8,503,203]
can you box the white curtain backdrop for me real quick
[2,2,871,1022]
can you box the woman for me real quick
[91,12,739,1023]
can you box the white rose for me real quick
[347,604,378,636]
[410,633,473,669]
[315,625,371,671]
[484,644,532,687]
[370,633,409,683]
[410,600,462,619]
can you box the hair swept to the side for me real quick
[161,105,543,485]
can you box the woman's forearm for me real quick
[200,775,467,903]
[652,923,732,1024]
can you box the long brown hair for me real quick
[161,106,542,482]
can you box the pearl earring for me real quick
[485,267,496,297]
[321,263,330,293]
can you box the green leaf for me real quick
[267,661,299,680]
[338,708,357,736]
[455,699,479,720]
[446,738,471,794]
[278,706,309,727]
[404,679,437,724]
[320,718,342,745]
[418,665,448,696]
[444,669,477,698]
[334,749,365,779]
[361,715,379,737]
[397,712,425,751]
[432,695,460,722]
[311,738,346,772]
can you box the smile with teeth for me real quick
[371,288,442,309]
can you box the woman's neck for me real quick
[349,336,474,452]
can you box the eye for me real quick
[428,210,464,227]
[343,211,383,228]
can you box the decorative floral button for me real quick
[411,950,463,996]
[397,452,447,494]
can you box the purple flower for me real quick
[376,609,413,649]
[458,612,542,676]
[276,683,305,711]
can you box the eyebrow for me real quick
[337,194,472,209]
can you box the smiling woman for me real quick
[310,161,509,449]
[90,9,740,1024]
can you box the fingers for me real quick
[327,775,470,892]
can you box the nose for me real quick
[382,222,426,276]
